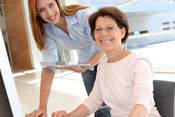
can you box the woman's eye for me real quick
[95,28,102,32]
[39,8,45,12]
[107,27,114,31]
[49,3,54,7]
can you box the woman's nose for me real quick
[46,9,52,16]
[100,29,108,36]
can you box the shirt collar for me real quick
[46,14,78,36]
[65,14,78,29]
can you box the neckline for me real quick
[106,52,134,64]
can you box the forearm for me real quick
[85,50,105,69]
[39,68,55,110]
[129,104,148,117]
[68,104,90,117]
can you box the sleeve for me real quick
[82,65,103,114]
[75,9,101,51]
[40,33,59,72]
[131,57,155,113]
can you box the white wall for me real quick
[129,11,175,34]
[64,0,78,5]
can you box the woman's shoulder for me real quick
[130,52,150,61]
[128,52,153,68]
[43,24,56,42]
[44,23,55,35]
[75,8,92,15]
[74,8,92,20]
[69,8,92,28]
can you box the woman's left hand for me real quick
[52,110,68,117]
[129,104,149,117]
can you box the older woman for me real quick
[51,7,161,117]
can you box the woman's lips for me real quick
[100,39,112,44]
[48,14,56,20]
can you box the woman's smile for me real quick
[48,13,56,21]
[100,39,113,44]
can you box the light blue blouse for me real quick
[41,9,100,72]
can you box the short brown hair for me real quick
[89,7,129,44]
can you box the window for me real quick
[139,30,148,34]
[129,32,134,35]
[162,21,170,25]
[163,27,171,30]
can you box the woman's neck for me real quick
[55,16,66,27]
[106,48,131,63]
[55,17,69,35]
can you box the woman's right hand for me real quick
[25,109,47,117]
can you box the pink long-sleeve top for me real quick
[82,52,160,117]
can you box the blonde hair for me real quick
[28,0,90,51]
